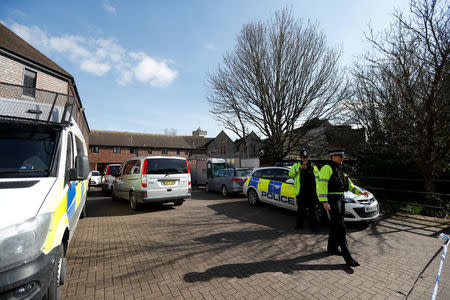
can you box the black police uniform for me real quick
[326,160,356,264]
[297,161,319,231]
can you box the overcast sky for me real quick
[0,0,410,139]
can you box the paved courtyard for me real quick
[62,188,450,299]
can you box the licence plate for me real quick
[365,205,377,212]
[162,180,176,186]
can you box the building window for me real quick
[130,148,136,154]
[177,149,180,155]
[185,150,189,155]
[23,69,37,97]
[162,149,168,155]
[148,148,152,154]
[219,143,226,154]
[113,147,121,154]
[91,146,99,153]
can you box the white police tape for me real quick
[431,233,450,300]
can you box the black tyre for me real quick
[129,191,139,211]
[112,187,118,201]
[247,189,259,206]
[42,246,63,300]
[174,199,184,206]
[80,200,87,219]
[221,185,228,197]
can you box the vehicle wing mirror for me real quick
[69,155,90,181]
[286,178,294,185]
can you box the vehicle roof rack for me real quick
[0,82,75,126]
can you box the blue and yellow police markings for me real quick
[248,177,296,208]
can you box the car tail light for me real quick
[186,160,190,174]
[105,167,110,176]
[244,177,248,183]
[141,159,148,187]
[232,178,243,182]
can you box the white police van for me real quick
[0,83,90,299]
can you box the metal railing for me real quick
[354,176,450,210]
[0,82,75,125]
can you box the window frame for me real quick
[23,68,37,97]
[162,148,168,155]
[113,147,121,154]
[91,146,99,153]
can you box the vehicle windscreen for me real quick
[236,169,252,177]
[92,171,100,176]
[146,158,187,174]
[0,127,57,177]
[108,165,120,176]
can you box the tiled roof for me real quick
[0,23,72,79]
[90,130,212,149]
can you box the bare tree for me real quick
[164,128,177,135]
[208,9,349,162]
[349,0,449,192]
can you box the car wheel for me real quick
[247,189,259,206]
[221,185,228,197]
[129,191,139,211]
[174,199,184,206]
[112,186,118,201]
[205,183,209,193]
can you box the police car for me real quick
[243,167,379,222]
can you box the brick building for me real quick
[88,128,265,172]
[89,130,215,172]
[0,23,89,141]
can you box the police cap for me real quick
[329,149,345,157]
[300,148,309,158]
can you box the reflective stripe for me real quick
[318,179,329,182]
[328,192,344,195]
[318,194,328,198]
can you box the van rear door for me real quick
[143,158,190,199]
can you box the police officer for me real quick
[289,148,320,232]
[319,149,369,267]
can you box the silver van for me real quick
[112,156,191,210]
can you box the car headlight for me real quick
[0,213,52,270]
[344,197,356,203]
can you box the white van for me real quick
[0,83,90,299]
[112,156,191,210]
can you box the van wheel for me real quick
[174,199,184,206]
[130,191,139,211]
[221,185,228,197]
[205,183,210,193]
[42,246,63,300]
[80,201,87,219]
[247,189,259,206]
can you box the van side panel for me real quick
[43,183,68,254]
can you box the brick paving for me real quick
[62,188,450,299]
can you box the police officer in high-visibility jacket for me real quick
[289,148,320,232]
[319,149,369,267]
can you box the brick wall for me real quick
[0,55,68,92]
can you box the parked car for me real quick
[102,163,121,194]
[242,166,379,222]
[205,168,252,196]
[112,156,191,210]
[89,170,102,186]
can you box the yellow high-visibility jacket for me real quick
[288,162,320,197]
[318,164,361,202]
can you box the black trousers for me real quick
[296,192,319,229]
[327,194,352,261]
